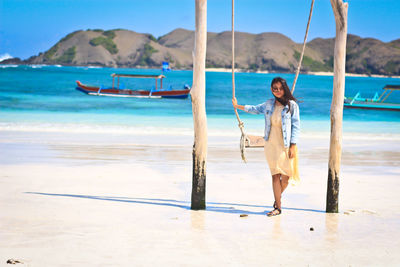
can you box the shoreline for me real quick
[1,64,400,79]
[308,71,400,79]
[1,121,400,141]
[1,129,399,165]
[205,67,400,79]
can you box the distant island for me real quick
[2,28,400,76]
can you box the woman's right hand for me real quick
[232,97,238,108]
[232,97,245,111]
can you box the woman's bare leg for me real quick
[280,175,290,194]
[268,174,289,216]
[272,174,282,209]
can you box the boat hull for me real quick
[76,81,190,99]
[344,87,400,111]
[344,102,400,111]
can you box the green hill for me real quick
[20,28,400,76]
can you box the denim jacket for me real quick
[244,98,300,147]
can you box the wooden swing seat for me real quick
[245,135,265,148]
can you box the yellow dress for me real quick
[264,102,299,184]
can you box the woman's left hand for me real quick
[288,144,296,159]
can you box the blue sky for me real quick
[1,0,399,60]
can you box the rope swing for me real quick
[232,0,315,162]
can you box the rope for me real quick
[232,0,315,162]
[232,0,249,162]
[291,0,315,94]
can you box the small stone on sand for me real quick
[344,209,356,215]
[240,214,248,217]
[362,209,376,215]
[310,227,314,231]
[7,259,22,264]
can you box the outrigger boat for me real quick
[344,84,400,111]
[76,73,190,99]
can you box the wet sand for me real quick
[0,129,399,266]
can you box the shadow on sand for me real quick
[25,192,325,215]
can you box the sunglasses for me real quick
[271,86,284,92]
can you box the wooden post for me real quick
[191,0,207,210]
[326,0,348,213]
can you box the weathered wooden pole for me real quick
[326,0,348,213]
[191,0,207,210]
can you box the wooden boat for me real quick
[76,73,190,99]
[344,84,400,111]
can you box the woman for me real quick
[232,77,300,216]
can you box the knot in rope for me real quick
[239,132,249,163]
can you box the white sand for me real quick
[1,129,400,266]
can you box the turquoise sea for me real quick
[0,65,399,138]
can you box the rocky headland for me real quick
[3,28,400,76]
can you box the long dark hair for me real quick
[271,77,297,113]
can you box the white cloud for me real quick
[0,53,13,62]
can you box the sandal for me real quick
[273,201,277,209]
[267,208,282,217]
